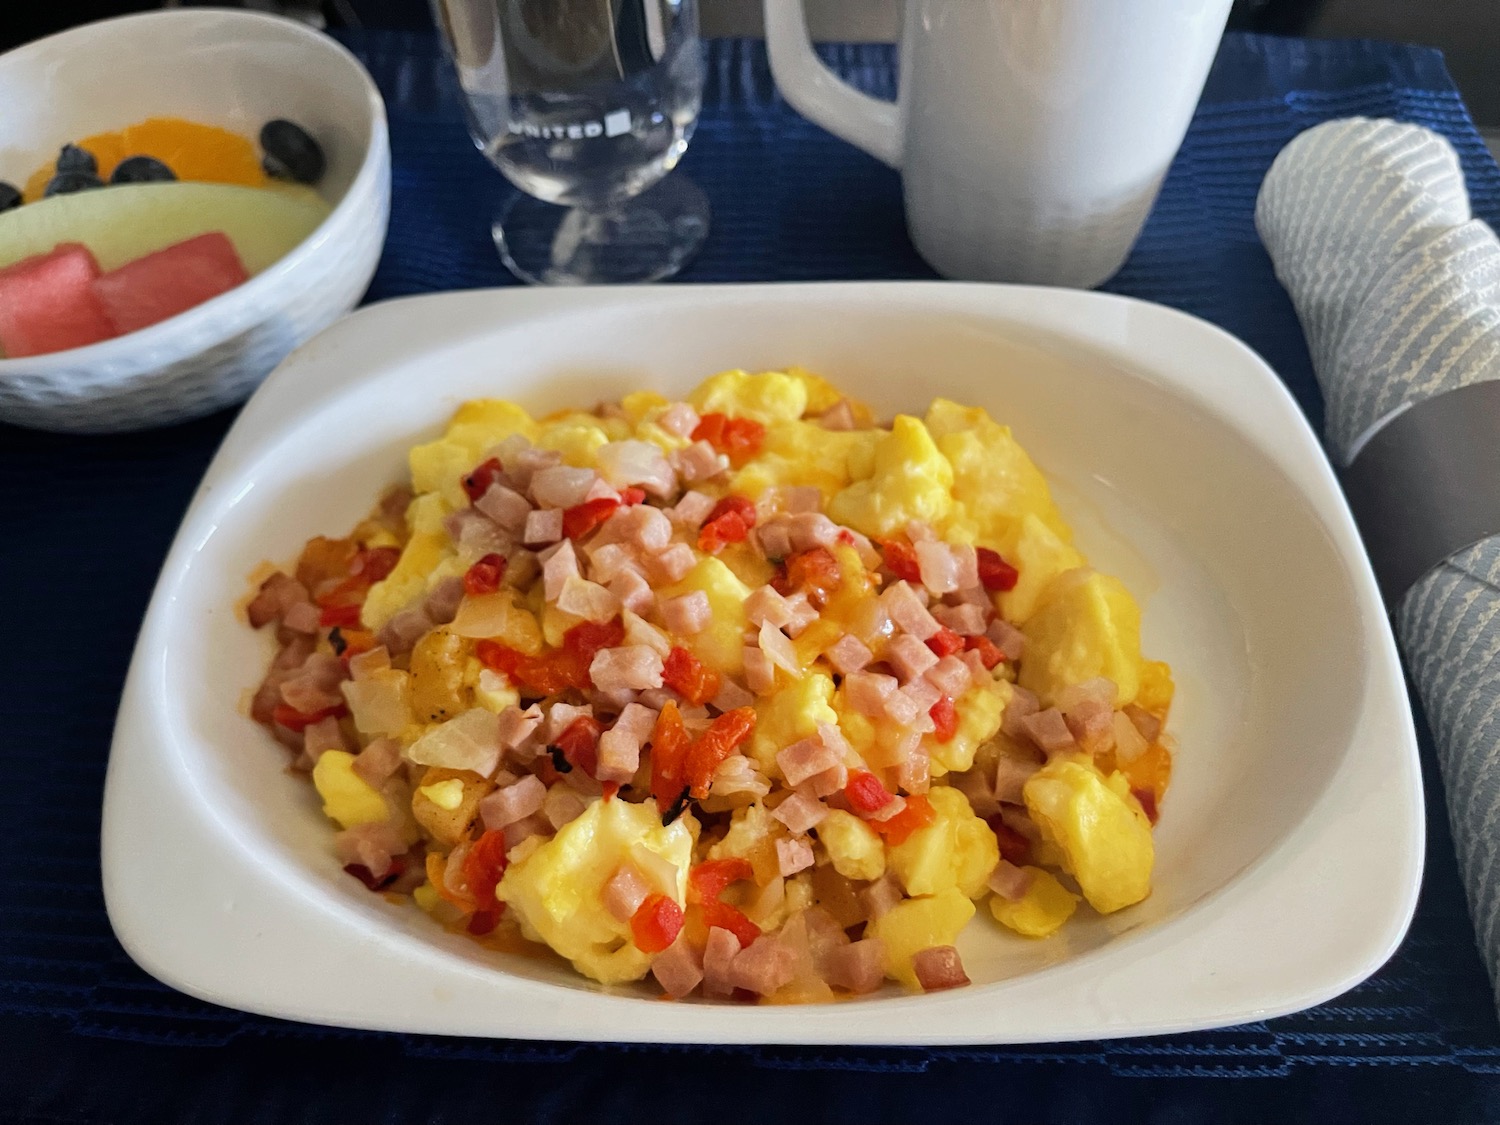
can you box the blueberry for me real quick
[111,155,177,184]
[45,171,104,196]
[0,181,20,213]
[259,119,325,185]
[55,144,97,175]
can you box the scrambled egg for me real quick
[498,798,696,984]
[283,366,1174,1000]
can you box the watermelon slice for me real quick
[0,243,116,358]
[92,231,250,335]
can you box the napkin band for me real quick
[1341,379,1500,607]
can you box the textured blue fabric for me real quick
[3,30,1500,1125]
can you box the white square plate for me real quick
[102,282,1422,1044]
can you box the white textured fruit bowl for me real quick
[0,9,389,433]
[103,283,1422,1044]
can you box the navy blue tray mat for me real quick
[3,30,1500,1125]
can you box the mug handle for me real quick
[763,0,903,168]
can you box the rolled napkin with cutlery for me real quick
[1257,117,1500,1007]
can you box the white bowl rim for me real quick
[0,7,389,379]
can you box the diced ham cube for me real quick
[502,812,552,852]
[1056,677,1117,712]
[986,859,1035,902]
[523,507,564,546]
[669,489,716,529]
[915,540,960,594]
[913,945,971,991]
[605,503,674,551]
[782,593,819,638]
[824,938,885,993]
[712,677,755,712]
[608,569,655,616]
[479,774,547,830]
[584,541,633,584]
[425,576,466,625]
[867,792,908,823]
[702,926,742,996]
[802,762,849,799]
[816,721,852,758]
[652,934,705,999]
[542,539,580,601]
[333,821,408,881]
[785,512,839,553]
[844,670,898,717]
[825,634,873,675]
[987,617,1027,661]
[1064,696,1115,754]
[660,590,711,635]
[743,645,777,695]
[897,747,931,794]
[589,645,665,693]
[651,543,697,583]
[776,837,815,877]
[583,477,621,504]
[445,507,513,559]
[351,737,403,786]
[496,704,544,751]
[819,400,857,431]
[729,934,797,996]
[882,688,921,726]
[1124,703,1163,745]
[505,444,560,493]
[932,602,988,636]
[657,401,701,438]
[881,581,940,639]
[1001,684,1041,739]
[771,790,828,834]
[279,651,346,713]
[557,574,622,622]
[859,874,903,920]
[378,605,434,657]
[596,702,657,783]
[777,737,841,787]
[1021,708,1078,756]
[901,678,942,719]
[952,767,1000,818]
[476,483,531,532]
[530,465,597,509]
[546,701,595,742]
[247,571,311,629]
[746,585,794,630]
[602,863,652,922]
[780,486,823,514]
[282,600,322,634]
[302,715,347,763]
[952,545,980,592]
[993,752,1041,804]
[924,654,972,699]
[886,634,940,682]
[674,440,728,483]
[753,520,793,561]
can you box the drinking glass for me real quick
[432,0,709,285]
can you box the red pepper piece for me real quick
[880,539,922,583]
[271,702,347,733]
[553,715,604,778]
[683,707,757,799]
[630,893,685,953]
[701,900,761,948]
[662,646,721,706]
[319,603,362,629]
[964,635,1005,670]
[930,696,958,742]
[463,552,507,596]
[462,829,510,935]
[691,413,766,467]
[649,701,692,813]
[562,497,620,540]
[461,457,505,504]
[986,815,1033,866]
[925,627,964,658]
[619,487,647,505]
[354,545,402,583]
[871,793,936,846]
[976,547,1019,592]
[689,857,755,904]
[844,769,894,815]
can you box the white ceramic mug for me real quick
[764,0,1234,288]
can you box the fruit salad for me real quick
[245,370,1176,1002]
[0,117,329,359]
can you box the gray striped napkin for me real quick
[1257,117,1500,1007]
